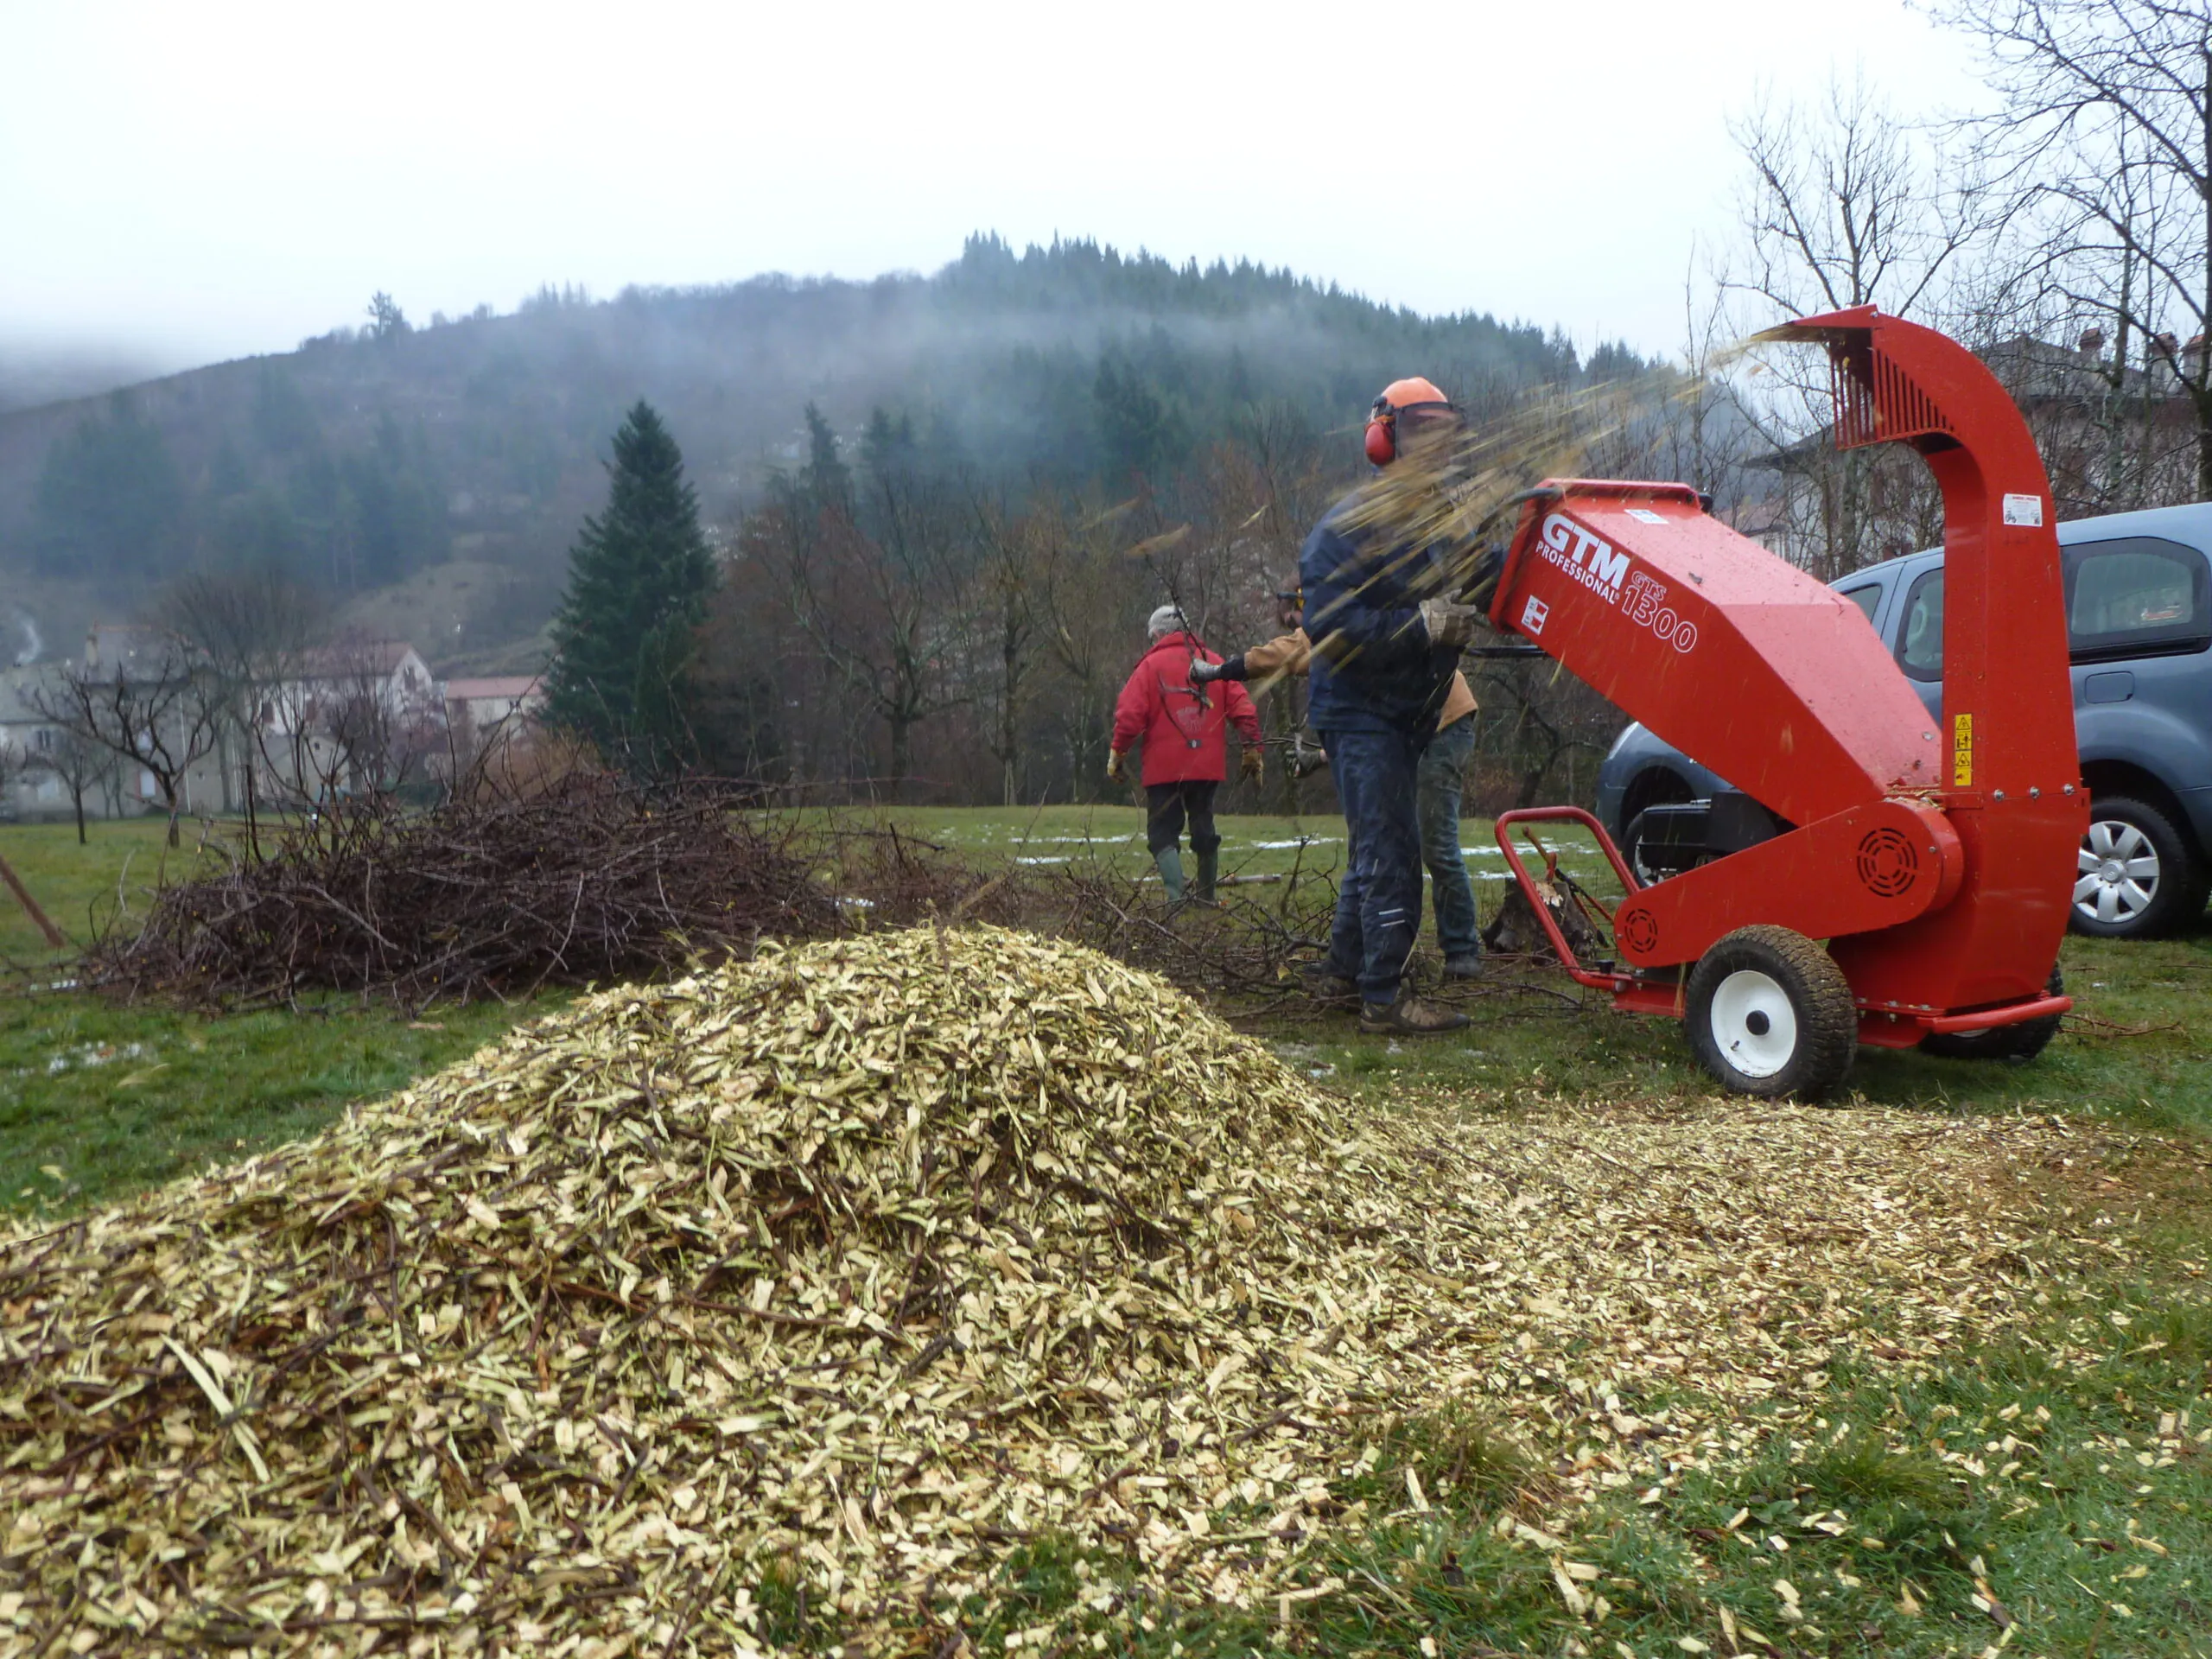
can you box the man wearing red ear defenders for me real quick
[1290,377,1485,1034]
[1363,376,1453,467]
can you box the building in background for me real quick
[1,632,461,823]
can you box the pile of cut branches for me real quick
[1053,856,1338,1002]
[83,774,838,1007]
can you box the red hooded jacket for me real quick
[1111,631,1262,785]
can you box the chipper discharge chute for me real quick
[1487,307,2084,1097]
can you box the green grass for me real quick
[850,800,1617,888]
[0,818,545,1216]
[1274,927,2212,1140]
[0,991,541,1215]
[0,817,206,964]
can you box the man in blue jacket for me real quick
[1302,377,1487,1034]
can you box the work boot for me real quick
[1193,847,1220,905]
[1442,953,1485,980]
[1154,847,1185,903]
[1300,962,1358,1005]
[1359,994,1471,1036]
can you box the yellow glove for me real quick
[1240,747,1263,785]
[1106,748,1128,784]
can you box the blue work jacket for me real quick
[1299,493,1460,737]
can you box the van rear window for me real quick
[2066,537,2210,662]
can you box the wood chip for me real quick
[0,925,2120,1652]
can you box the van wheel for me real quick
[1619,770,1694,884]
[2069,797,2208,938]
[1684,925,1858,1100]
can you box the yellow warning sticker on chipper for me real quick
[1952,713,1974,786]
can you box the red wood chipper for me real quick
[1487,307,2084,1097]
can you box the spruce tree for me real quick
[545,402,716,775]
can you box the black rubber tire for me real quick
[1622,808,1672,887]
[1684,925,1859,1100]
[1920,969,2063,1063]
[2068,795,2209,940]
[1618,771,1695,885]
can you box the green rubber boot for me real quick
[1154,846,1185,903]
[1194,847,1219,904]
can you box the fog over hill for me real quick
[0,235,1647,673]
[0,343,174,417]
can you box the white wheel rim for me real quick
[1708,968,1797,1079]
[2073,819,2159,925]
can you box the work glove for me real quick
[1419,598,1485,650]
[1188,658,1224,684]
[1240,747,1263,785]
[1105,748,1128,784]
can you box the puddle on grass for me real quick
[45,1041,154,1075]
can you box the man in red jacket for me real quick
[1108,605,1263,904]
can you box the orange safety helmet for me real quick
[1364,375,1459,467]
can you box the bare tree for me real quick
[760,438,976,802]
[29,633,220,847]
[25,727,114,846]
[1940,0,2212,499]
[319,641,443,798]
[153,568,331,833]
[1724,73,1992,575]
[967,492,1044,808]
[1027,494,1152,802]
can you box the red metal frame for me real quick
[1485,308,2082,1041]
[1491,806,1641,992]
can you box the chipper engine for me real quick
[1486,307,2083,1097]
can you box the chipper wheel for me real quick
[1684,925,1858,1099]
[1919,968,2064,1064]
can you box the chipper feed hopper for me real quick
[1487,307,2083,1097]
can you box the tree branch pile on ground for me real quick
[81,775,838,1007]
[1053,857,1339,1002]
[0,926,2136,1654]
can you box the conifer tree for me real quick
[545,402,716,775]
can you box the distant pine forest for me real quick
[0,236,1649,656]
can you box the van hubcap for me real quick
[2074,820,2158,925]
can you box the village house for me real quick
[248,639,443,803]
[442,675,543,742]
[0,630,449,823]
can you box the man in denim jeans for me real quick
[1220,378,1485,1032]
[1415,695,1482,976]
[1196,589,1484,978]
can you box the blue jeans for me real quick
[1321,728,1427,1004]
[1419,717,1481,961]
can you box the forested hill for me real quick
[0,234,1639,671]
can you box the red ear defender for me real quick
[1364,412,1396,467]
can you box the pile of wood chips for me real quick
[0,927,2116,1655]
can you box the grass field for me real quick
[3,809,2209,1655]
[0,818,548,1210]
[0,817,200,963]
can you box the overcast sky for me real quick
[1,0,1992,377]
